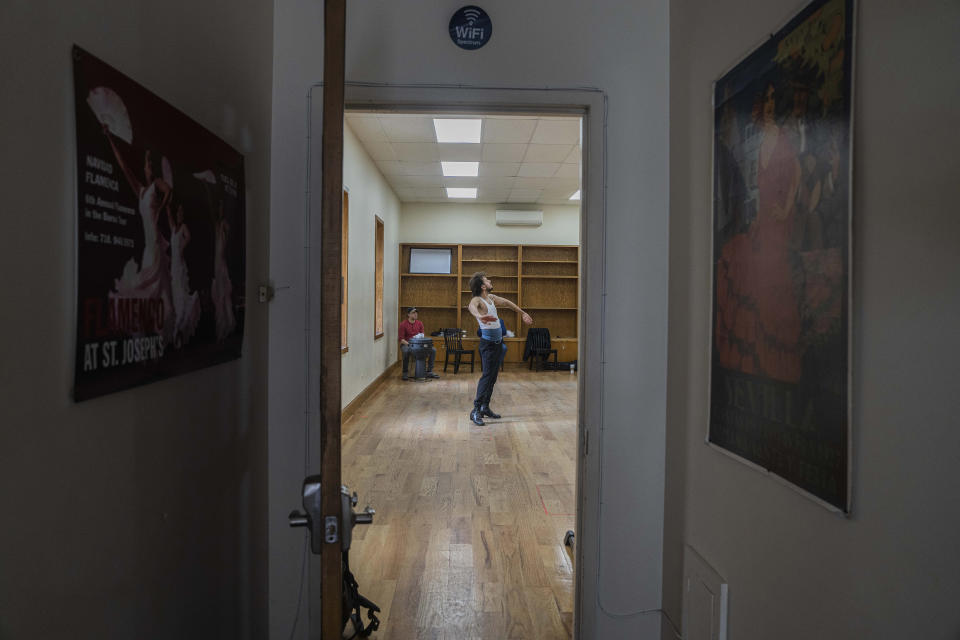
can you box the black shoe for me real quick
[470,408,485,426]
[402,374,409,381]
[480,405,500,419]
[426,372,440,379]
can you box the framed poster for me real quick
[72,46,245,401]
[709,0,854,512]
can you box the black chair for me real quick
[443,328,475,373]
[523,328,558,371]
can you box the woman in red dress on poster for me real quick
[716,82,803,383]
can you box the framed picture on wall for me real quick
[708,0,855,512]
[72,46,246,401]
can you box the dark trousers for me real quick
[401,345,435,375]
[474,337,504,407]
[480,342,508,373]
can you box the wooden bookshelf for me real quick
[398,243,579,362]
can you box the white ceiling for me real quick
[345,113,582,205]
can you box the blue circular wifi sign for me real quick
[449,6,492,50]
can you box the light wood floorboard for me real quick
[343,367,578,639]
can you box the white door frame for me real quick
[325,83,608,639]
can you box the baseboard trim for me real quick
[343,361,399,423]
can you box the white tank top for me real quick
[477,296,500,330]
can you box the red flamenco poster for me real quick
[709,0,854,511]
[72,46,245,401]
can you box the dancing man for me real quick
[467,272,533,426]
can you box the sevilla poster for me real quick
[72,46,245,401]
[709,0,853,511]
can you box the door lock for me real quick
[324,515,339,544]
[288,477,376,553]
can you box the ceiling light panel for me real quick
[441,161,479,177]
[434,119,482,143]
[446,187,478,199]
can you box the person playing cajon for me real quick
[398,307,439,380]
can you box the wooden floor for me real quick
[342,367,578,640]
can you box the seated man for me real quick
[398,307,439,380]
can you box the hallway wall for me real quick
[342,123,401,406]
[0,1,272,638]
[268,0,669,637]
[666,0,960,637]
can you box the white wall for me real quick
[666,0,960,638]
[342,123,401,406]
[269,0,670,638]
[399,203,580,245]
[0,0,272,637]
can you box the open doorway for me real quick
[337,108,583,638]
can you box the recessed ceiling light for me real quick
[569,190,581,200]
[441,161,479,177]
[434,119,482,143]
[446,187,478,199]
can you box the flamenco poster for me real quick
[72,46,245,401]
[709,0,853,511]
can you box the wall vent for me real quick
[495,209,543,227]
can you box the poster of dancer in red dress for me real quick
[709,0,854,511]
[72,46,245,401]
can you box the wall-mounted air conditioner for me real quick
[495,209,543,227]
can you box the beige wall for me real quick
[399,203,580,245]
[0,0,273,637]
[666,0,960,638]
[342,124,401,407]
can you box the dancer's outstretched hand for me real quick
[521,312,533,325]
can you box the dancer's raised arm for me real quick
[153,179,172,226]
[490,294,533,325]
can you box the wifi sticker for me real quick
[449,5,492,50]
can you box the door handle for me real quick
[289,478,375,553]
